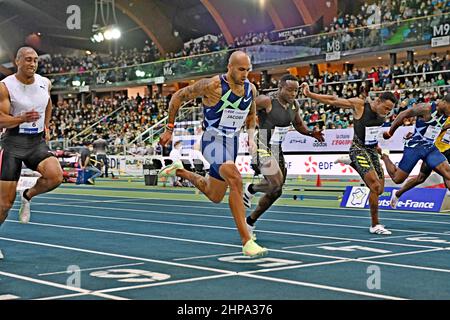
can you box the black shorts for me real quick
[252,141,286,176]
[349,138,384,180]
[0,140,55,181]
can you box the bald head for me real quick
[228,50,251,66]
[16,47,37,60]
[227,51,251,86]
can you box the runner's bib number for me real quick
[270,126,290,144]
[424,126,441,141]
[18,116,44,135]
[365,126,381,145]
[441,130,450,144]
[218,108,249,132]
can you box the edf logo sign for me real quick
[304,156,334,173]
[318,162,334,170]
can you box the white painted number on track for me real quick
[407,237,450,244]
[319,245,391,254]
[90,269,171,283]
[0,294,20,300]
[218,256,301,268]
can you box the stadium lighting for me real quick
[111,28,121,39]
[91,0,121,43]
[135,70,146,77]
[104,29,113,40]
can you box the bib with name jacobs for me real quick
[216,88,251,134]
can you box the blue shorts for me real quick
[398,145,447,174]
[201,130,239,181]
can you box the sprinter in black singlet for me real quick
[302,83,397,235]
[243,75,324,239]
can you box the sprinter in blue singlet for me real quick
[158,51,268,258]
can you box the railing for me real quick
[67,102,127,145]
[124,99,198,154]
[370,84,450,94]
[45,13,448,91]
[392,69,450,79]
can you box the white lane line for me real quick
[358,248,445,260]
[1,236,447,299]
[21,201,450,237]
[369,233,429,241]
[3,223,448,275]
[0,294,20,300]
[238,273,407,300]
[173,252,242,261]
[356,259,450,274]
[3,220,350,261]
[0,270,127,300]
[34,198,450,225]
[6,211,442,250]
[38,193,450,221]
[38,262,145,276]
[282,241,351,249]
[0,237,234,275]
[244,259,351,274]
[37,274,236,300]
[92,274,236,295]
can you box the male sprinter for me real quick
[244,74,324,239]
[389,115,450,208]
[0,47,63,259]
[159,51,267,257]
[302,83,397,234]
[381,94,450,206]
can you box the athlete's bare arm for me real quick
[384,103,430,139]
[245,84,258,153]
[167,76,222,125]
[292,101,325,142]
[160,76,221,146]
[254,94,272,113]
[44,78,52,140]
[0,82,40,129]
[301,82,364,113]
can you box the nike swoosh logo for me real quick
[244,97,252,103]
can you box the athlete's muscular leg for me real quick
[396,163,431,198]
[249,158,284,222]
[25,157,63,200]
[0,181,17,223]
[219,162,252,245]
[380,154,409,184]
[362,170,384,227]
[176,168,227,203]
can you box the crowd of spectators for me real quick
[256,53,450,131]
[50,92,170,154]
[36,0,449,80]
[38,40,160,75]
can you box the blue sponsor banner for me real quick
[340,186,447,212]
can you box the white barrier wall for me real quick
[104,154,419,177]
[94,127,418,177]
[235,154,420,176]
